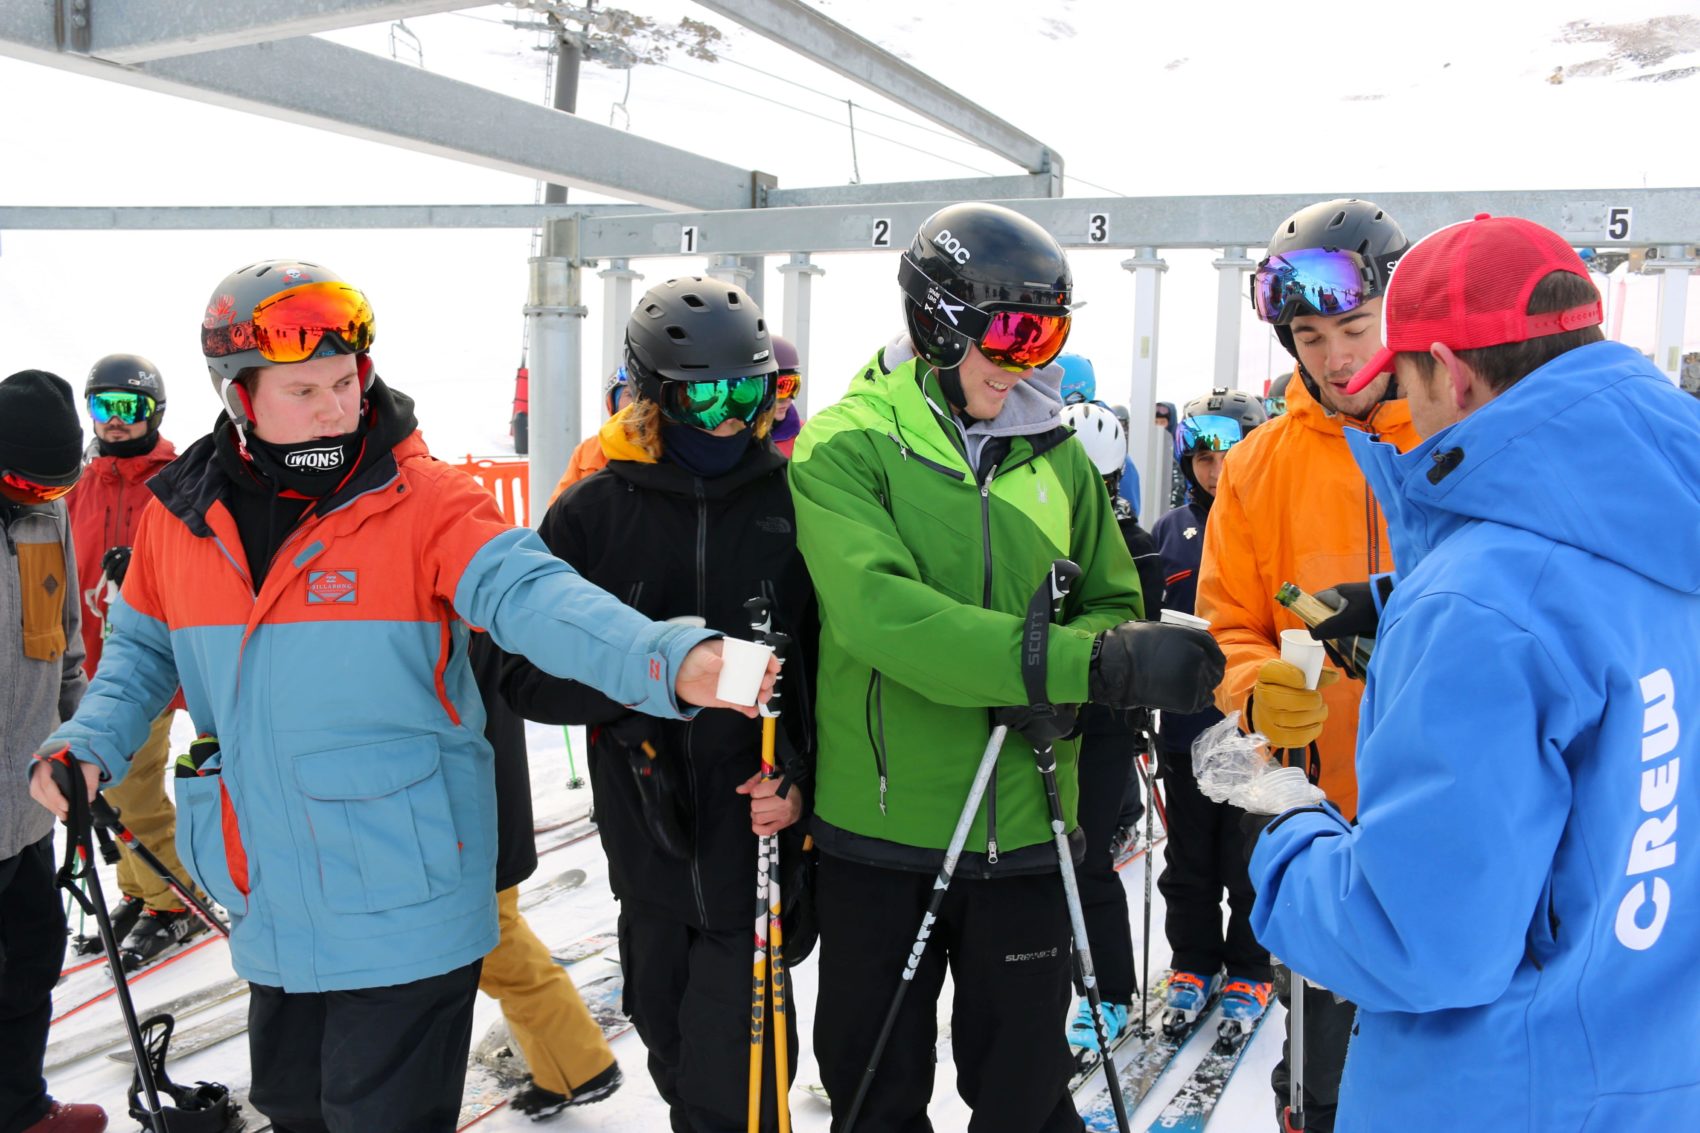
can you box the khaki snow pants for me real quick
[477,886,616,1096]
[107,710,202,912]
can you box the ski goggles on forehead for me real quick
[1251,247,1377,324]
[663,374,773,430]
[1179,414,1247,454]
[774,370,801,401]
[201,281,376,364]
[88,390,157,425]
[0,470,76,505]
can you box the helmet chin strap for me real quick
[221,377,257,458]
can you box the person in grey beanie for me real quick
[0,370,108,1132]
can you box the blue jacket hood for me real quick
[1348,340,1700,594]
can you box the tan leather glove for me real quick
[1247,659,1341,749]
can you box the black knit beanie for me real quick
[0,369,84,485]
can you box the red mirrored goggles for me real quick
[1,470,76,505]
[977,309,1072,373]
[775,370,801,400]
[202,281,376,365]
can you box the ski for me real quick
[51,932,225,1024]
[515,867,588,912]
[457,972,631,1129]
[533,813,599,859]
[1075,983,1222,1131]
[548,930,619,967]
[45,975,248,1072]
[1143,1004,1274,1132]
[1068,982,1170,1094]
[804,1018,955,1105]
[108,1000,248,1064]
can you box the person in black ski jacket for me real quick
[502,276,816,1133]
[1151,389,1273,1036]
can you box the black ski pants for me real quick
[1269,969,1356,1133]
[617,904,797,1133]
[0,835,63,1133]
[247,959,481,1133]
[1074,730,1137,1005]
[1155,744,1271,983]
[813,854,1083,1133]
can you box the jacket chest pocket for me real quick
[15,540,69,662]
[294,735,462,914]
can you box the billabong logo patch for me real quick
[285,446,345,472]
[306,570,358,604]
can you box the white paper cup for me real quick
[1160,609,1212,631]
[1280,628,1326,691]
[714,636,775,707]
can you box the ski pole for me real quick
[1131,726,1158,1038]
[48,756,172,1130]
[563,726,585,789]
[1023,560,1133,1133]
[1281,743,1312,1133]
[745,597,794,1133]
[90,797,229,938]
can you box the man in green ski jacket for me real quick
[791,203,1225,1132]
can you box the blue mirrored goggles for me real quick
[1251,247,1375,324]
[663,373,774,430]
[1178,414,1246,455]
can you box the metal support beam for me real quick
[1213,246,1255,389]
[598,259,642,393]
[692,0,1060,177]
[579,189,1700,259]
[765,173,1060,208]
[0,203,658,231]
[1121,248,1167,523]
[705,253,755,291]
[0,26,760,211]
[78,1,469,64]
[1647,245,1696,382]
[778,253,825,416]
[526,218,586,526]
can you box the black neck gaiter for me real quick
[661,422,753,479]
[246,429,364,497]
[96,428,160,459]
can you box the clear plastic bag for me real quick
[1191,712,1325,815]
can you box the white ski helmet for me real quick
[1060,401,1126,476]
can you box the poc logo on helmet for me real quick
[284,446,345,472]
[932,229,971,265]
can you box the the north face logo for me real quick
[306,570,358,604]
[285,446,345,472]
[754,516,792,535]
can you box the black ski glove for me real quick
[994,704,1079,748]
[1308,576,1394,677]
[101,545,132,587]
[1088,621,1225,715]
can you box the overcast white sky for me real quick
[2,0,1698,461]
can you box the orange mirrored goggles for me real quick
[775,371,801,400]
[1,470,76,505]
[201,281,376,364]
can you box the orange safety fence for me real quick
[451,454,531,529]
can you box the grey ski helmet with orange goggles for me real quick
[1251,199,1409,359]
[200,260,376,430]
[899,202,1074,373]
[624,276,777,431]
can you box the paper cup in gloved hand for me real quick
[1159,608,1211,631]
[715,636,775,707]
[1280,628,1326,690]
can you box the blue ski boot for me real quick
[1216,977,1273,1046]
[1066,997,1130,1051]
[1161,970,1222,1038]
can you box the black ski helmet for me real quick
[85,353,167,434]
[1177,388,1267,502]
[1265,369,1293,417]
[624,276,777,407]
[1254,199,1409,358]
[200,259,376,432]
[899,202,1073,370]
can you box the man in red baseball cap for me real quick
[1242,213,1700,1130]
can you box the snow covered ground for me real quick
[46,713,1285,1132]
